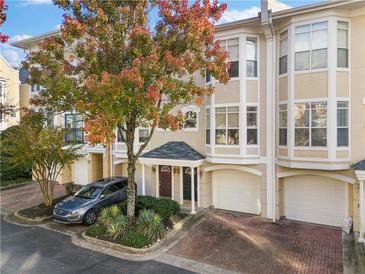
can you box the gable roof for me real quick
[353,160,365,171]
[141,142,204,161]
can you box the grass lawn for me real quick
[0,177,32,188]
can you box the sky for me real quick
[1,0,322,68]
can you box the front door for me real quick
[183,167,197,201]
[159,165,172,198]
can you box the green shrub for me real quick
[136,209,165,242]
[105,214,128,240]
[120,231,151,248]
[99,205,122,226]
[86,224,104,237]
[119,196,180,221]
[0,126,31,181]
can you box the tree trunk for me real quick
[125,123,137,220]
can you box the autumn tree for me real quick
[2,112,81,207]
[0,0,8,43]
[25,0,229,219]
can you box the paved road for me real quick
[0,216,194,274]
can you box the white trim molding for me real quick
[204,164,263,177]
[277,170,356,184]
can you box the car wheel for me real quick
[83,209,97,226]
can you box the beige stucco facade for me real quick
[0,56,21,131]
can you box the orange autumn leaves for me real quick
[25,0,230,145]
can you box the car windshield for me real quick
[74,186,103,199]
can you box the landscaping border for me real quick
[73,208,209,261]
[14,211,53,224]
[0,180,34,191]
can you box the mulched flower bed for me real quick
[17,195,69,219]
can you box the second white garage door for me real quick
[212,170,261,214]
[73,158,89,185]
[284,175,347,227]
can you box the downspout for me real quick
[261,0,276,221]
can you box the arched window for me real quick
[184,111,198,130]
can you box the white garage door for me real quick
[212,170,261,214]
[73,158,89,185]
[284,176,347,227]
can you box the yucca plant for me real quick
[136,209,165,242]
[99,205,121,226]
[105,214,128,240]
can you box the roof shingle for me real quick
[141,142,204,161]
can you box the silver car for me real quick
[53,177,135,225]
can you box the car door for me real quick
[100,185,120,207]
[115,180,128,203]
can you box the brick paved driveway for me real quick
[169,210,342,274]
[0,183,66,212]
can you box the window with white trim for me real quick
[139,128,149,143]
[246,37,257,77]
[215,106,239,145]
[206,108,210,145]
[337,101,349,147]
[65,113,84,142]
[247,106,258,145]
[219,38,239,78]
[279,31,288,75]
[279,104,287,146]
[337,21,349,68]
[183,111,198,130]
[31,84,42,92]
[0,82,4,97]
[295,21,328,71]
[117,128,125,143]
[294,101,327,147]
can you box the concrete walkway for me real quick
[0,183,66,213]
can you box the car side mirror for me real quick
[100,194,105,199]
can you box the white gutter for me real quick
[261,0,276,222]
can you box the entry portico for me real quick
[139,142,205,214]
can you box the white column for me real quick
[210,86,216,155]
[141,164,146,196]
[265,36,276,221]
[191,167,196,214]
[359,180,365,243]
[179,166,183,205]
[239,34,247,156]
[197,167,201,208]
[171,167,174,201]
[155,165,159,198]
[328,18,337,160]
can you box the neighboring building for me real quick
[12,0,365,243]
[0,55,21,131]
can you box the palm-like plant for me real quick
[99,205,121,226]
[136,209,165,242]
[105,214,128,240]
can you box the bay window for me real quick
[219,38,239,78]
[206,108,210,145]
[215,106,239,145]
[247,106,258,145]
[65,113,84,142]
[279,104,287,146]
[294,101,327,147]
[279,31,288,75]
[337,101,349,146]
[295,21,328,71]
[246,38,257,77]
[337,21,349,68]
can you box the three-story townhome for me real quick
[13,0,365,243]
